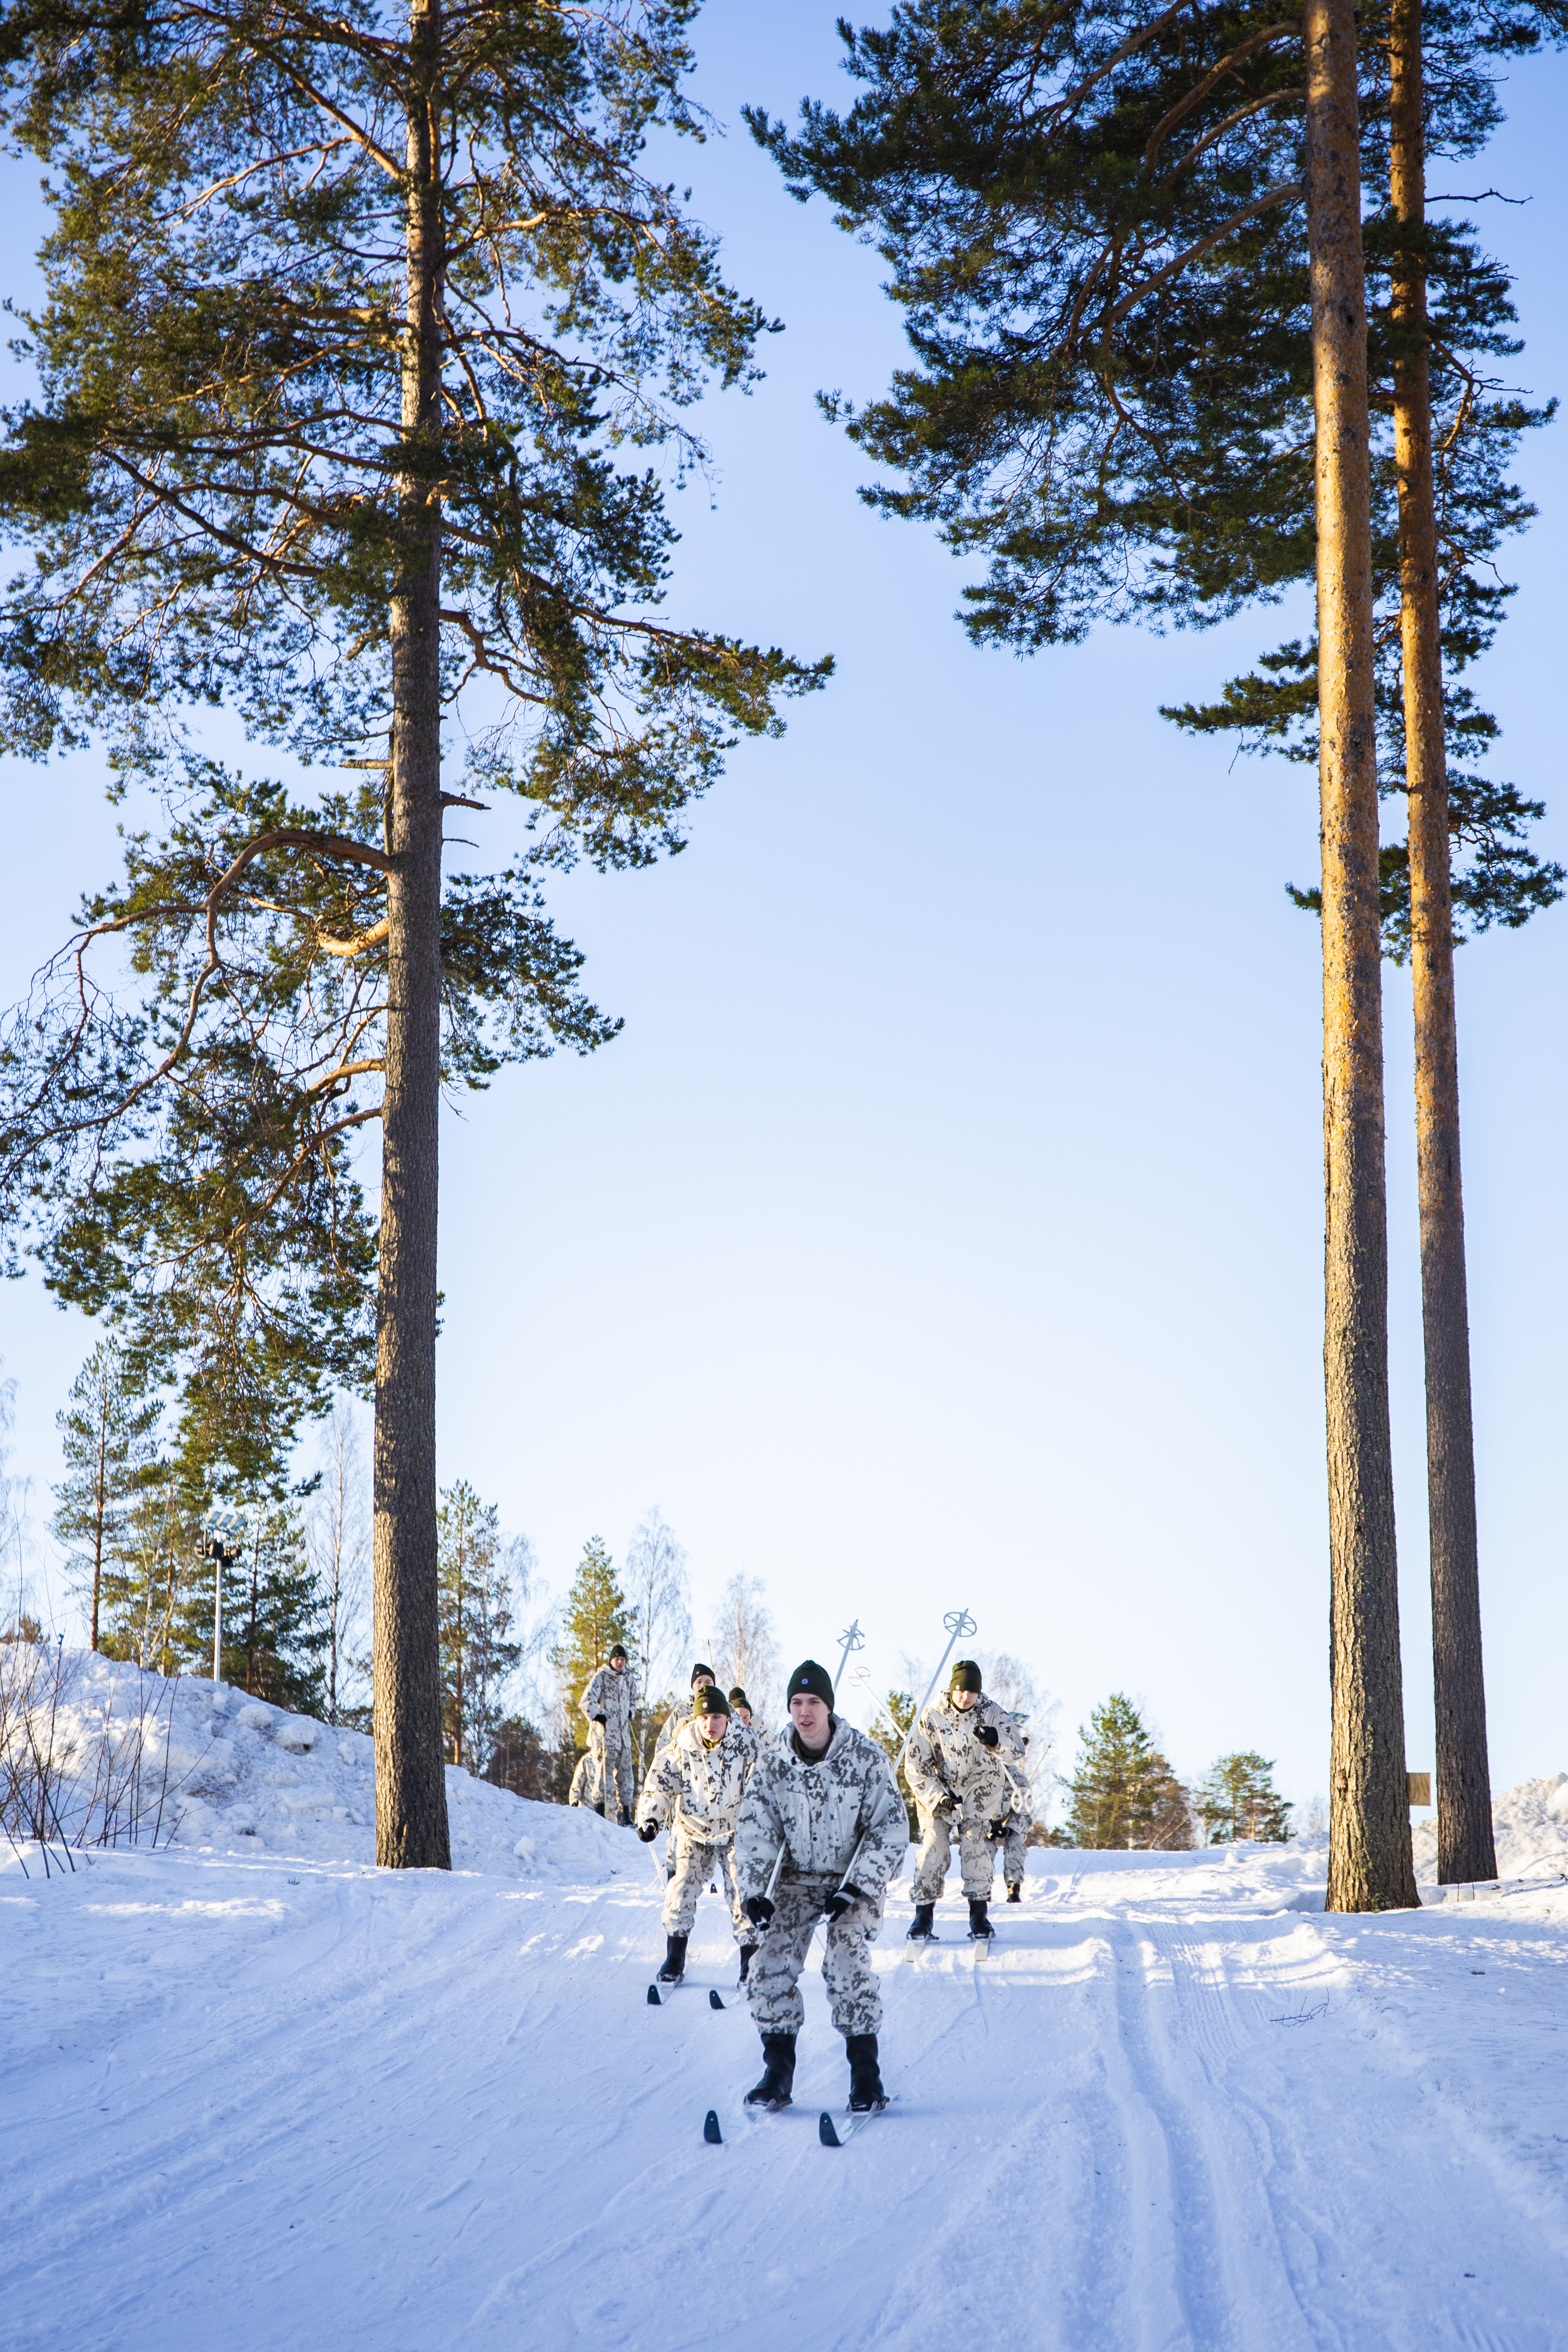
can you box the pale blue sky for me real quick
[2,7,1565,1816]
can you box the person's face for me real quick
[737,1706,752,1726]
[693,1674,715,1698]
[610,1656,626,1673]
[698,1710,729,1742]
[789,1692,831,1746]
[953,1686,979,1711]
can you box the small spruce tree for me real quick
[1067,1694,1181,1851]
[437,1481,522,1773]
[867,1689,919,1837]
[1197,1752,1294,1844]
[550,1537,634,1770]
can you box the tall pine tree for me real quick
[0,0,829,1872]
[437,1480,522,1772]
[52,1341,162,1653]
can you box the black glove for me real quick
[636,1820,659,1842]
[988,1816,1008,1841]
[592,1713,608,1726]
[825,1883,865,1922]
[743,1894,775,1931]
[976,1724,999,1749]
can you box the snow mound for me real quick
[1411,1771,1568,1883]
[3,1647,636,1882]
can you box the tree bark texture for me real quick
[1304,0,1418,1912]
[373,0,451,1870]
[1389,0,1496,1886]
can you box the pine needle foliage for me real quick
[1197,1749,1294,1842]
[1067,1692,1189,1850]
[0,0,830,1866]
[748,0,1565,938]
[51,1341,163,1653]
[436,1478,522,1772]
[550,1534,634,1741]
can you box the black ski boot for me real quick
[744,2032,797,2109]
[657,1932,688,1985]
[1006,1882,1022,1904]
[592,1801,605,1818]
[617,1807,633,1828]
[738,1943,756,1985]
[907,1902,936,1941]
[968,1897,995,1940]
[845,2033,888,2114]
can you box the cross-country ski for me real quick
[819,2095,895,2146]
[645,1981,726,2007]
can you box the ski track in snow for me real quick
[4,1676,1568,2350]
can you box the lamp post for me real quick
[200,1505,247,1684]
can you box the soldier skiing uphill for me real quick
[905,1660,1021,1943]
[734,1659,908,2115]
[995,1724,1033,1903]
[578,1644,637,1825]
[654,1663,719,1764]
[636,1686,759,1984]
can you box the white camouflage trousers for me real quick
[1000,1815,1028,1890]
[746,1877,884,2039]
[664,1831,748,1943]
[586,1721,633,1816]
[911,1801,996,1901]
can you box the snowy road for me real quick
[5,1840,1566,2351]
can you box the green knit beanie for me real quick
[694,1685,731,1717]
[786,1658,834,1708]
[950,1659,983,1694]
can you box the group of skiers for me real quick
[572,1647,1034,2115]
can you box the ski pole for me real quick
[834,1619,866,1695]
[765,1837,788,1902]
[897,1609,977,1778]
[834,1833,867,1901]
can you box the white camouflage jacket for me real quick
[652,1693,713,1763]
[637,1719,758,1845]
[905,1692,1024,1821]
[734,1718,908,1900]
[578,1663,637,1746]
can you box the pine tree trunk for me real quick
[1304,0,1419,1912]
[1389,0,1496,1887]
[372,0,452,1871]
[91,1406,106,1653]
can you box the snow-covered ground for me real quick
[4,1659,1567,2350]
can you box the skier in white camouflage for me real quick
[734,1658,908,2115]
[905,1660,1022,1943]
[578,1644,637,1825]
[635,1685,759,1984]
[653,1662,719,1764]
[990,1721,1034,1903]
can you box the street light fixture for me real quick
[200,1505,247,1684]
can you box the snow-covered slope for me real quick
[4,1661,1566,2350]
[10,1649,635,1881]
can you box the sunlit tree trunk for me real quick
[1388,0,1496,1887]
[373,0,452,1870]
[1304,0,1419,1912]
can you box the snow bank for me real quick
[2,1647,636,1883]
[1412,1771,1568,1883]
